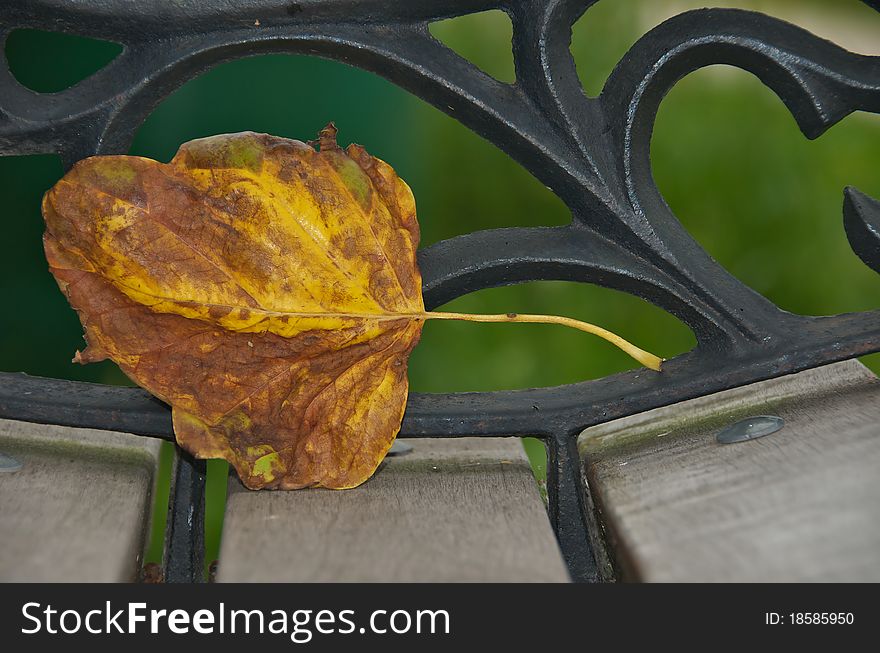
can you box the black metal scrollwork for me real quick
[2,0,879,582]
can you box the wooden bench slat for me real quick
[218,437,569,582]
[0,419,161,582]
[580,359,880,582]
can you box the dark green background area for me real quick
[3,1,879,573]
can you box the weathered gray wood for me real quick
[218,437,569,582]
[0,419,161,582]
[580,360,880,582]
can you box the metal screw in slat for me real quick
[716,415,784,444]
[0,452,22,473]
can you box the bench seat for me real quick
[5,359,879,583]
[217,437,570,582]
[0,419,161,582]
[580,360,880,582]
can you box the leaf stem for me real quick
[105,285,663,370]
[420,311,663,371]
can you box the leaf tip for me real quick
[73,344,107,365]
[318,122,339,151]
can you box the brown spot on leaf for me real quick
[209,305,233,320]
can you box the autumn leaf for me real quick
[42,125,661,490]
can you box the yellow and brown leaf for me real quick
[42,127,424,489]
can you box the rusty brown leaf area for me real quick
[42,125,662,490]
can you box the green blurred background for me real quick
[2,0,879,574]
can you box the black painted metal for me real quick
[2,0,880,582]
[164,452,206,584]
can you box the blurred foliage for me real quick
[3,0,879,570]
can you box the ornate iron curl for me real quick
[1,0,880,582]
